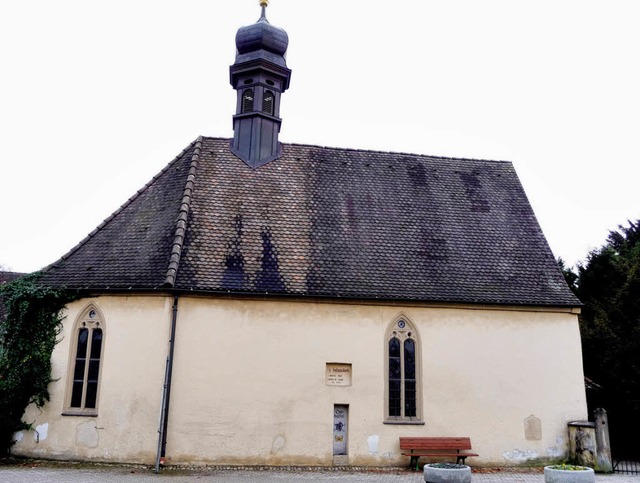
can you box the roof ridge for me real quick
[201,136,512,165]
[163,137,203,287]
[42,139,201,275]
[287,141,513,165]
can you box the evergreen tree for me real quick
[571,220,640,458]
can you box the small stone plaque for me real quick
[325,363,352,386]
[524,415,542,441]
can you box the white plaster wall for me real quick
[13,295,587,466]
[166,298,586,466]
[12,296,173,463]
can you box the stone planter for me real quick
[424,463,471,483]
[544,465,595,483]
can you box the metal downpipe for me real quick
[155,295,179,472]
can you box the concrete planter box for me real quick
[424,463,472,483]
[544,465,595,483]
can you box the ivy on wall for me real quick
[0,273,75,455]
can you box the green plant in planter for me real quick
[0,273,75,455]
[544,464,595,483]
[548,464,590,471]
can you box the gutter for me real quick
[67,286,583,313]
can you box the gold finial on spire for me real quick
[259,0,269,7]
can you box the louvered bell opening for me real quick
[262,90,274,115]
[242,89,254,113]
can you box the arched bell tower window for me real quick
[385,315,422,422]
[242,89,254,113]
[63,304,105,416]
[262,90,274,115]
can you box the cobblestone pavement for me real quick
[0,465,639,483]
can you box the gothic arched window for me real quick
[385,316,421,421]
[64,304,105,415]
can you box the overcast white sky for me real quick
[1,1,639,273]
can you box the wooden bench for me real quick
[399,436,478,470]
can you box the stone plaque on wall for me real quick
[325,363,352,386]
[524,414,542,440]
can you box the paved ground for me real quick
[0,464,638,483]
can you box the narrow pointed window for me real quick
[242,89,254,113]
[388,338,402,417]
[385,317,421,422]
[404,339,416,417]
[64,305,105,415]
[262,90,274,115]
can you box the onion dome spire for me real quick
[234,0,289,68]
[230,1,292,169]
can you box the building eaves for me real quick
[42,139,200,275]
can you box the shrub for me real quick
[0,273,74,455]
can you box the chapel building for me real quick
[12,2,586,467]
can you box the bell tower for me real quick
[230,0,291,168]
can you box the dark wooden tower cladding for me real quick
[230,1,291,169]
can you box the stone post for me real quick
[594,408,613,473]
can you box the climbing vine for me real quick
[0,273,75,455]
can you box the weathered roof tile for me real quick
[41,137,579,306]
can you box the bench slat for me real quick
[401,452,479,457]
[399,437,478,470]
[399,437,472,451]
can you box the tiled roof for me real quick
[0,272,24,285]
[42,137,580,307]
[0,271,26,321]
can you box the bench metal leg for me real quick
[409,455,420,471]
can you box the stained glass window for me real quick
[386,318,420,420]
[67,306,104,413]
